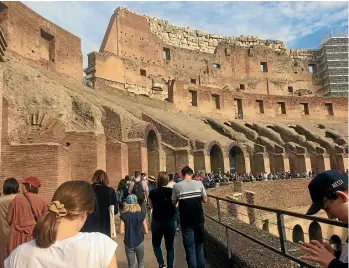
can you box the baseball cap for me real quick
[306,170,348,215]
[126,194,138,205]
[18,176,41,188]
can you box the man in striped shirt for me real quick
[172,166,207,268]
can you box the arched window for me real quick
[330,235,342,252]
[309,221,322,241]
[292,224,305,243]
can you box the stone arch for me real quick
[309,221,323,241]
[292,224,305,243]
[227,144,246,174]
[143,124,162,177]
[330,235,342,252]
[207,141,224,173]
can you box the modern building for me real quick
[316,30,348,96]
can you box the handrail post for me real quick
[216,198,221,222]
[276,213,287,253]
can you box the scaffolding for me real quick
[317,30,348,96]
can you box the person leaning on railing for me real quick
[300,170,348,268]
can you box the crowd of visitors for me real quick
[0,166,347,268]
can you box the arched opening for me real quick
[147,130,159,177]
[292,224,305,243]
[330,235,342,252]
[210,144,224,173]
[309,221,323,241]
[229,146,246,174]
[262,219,269,233]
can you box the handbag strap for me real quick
[24,193,38,222]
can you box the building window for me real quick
[288,86,294,93]
[191,79,196,84]
[309,64,316,75]
[325,103,334,115]
[163,47,171,60]
[277,102,286,114]
[256,100,264,114]
[189,90,197,106]
[234,98,243,119]
[300,103,310,115]
[140,69,146,76]
[260,62,268,72]
[212,94,220,109]
[240,84,245,90]
[212,63,221,69]
[40,29,55,62]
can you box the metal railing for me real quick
[205,194,347,268]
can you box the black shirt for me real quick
[81,183,117,237]
[149,187,176,221]
[121,212,145,248]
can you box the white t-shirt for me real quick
[4,232,117,268]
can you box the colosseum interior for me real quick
[0,2,347,265]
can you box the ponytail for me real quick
[32,181,95,248]
[33,211,59,248]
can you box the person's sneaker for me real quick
[159,265,167,268]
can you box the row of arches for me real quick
[292,222,343,251]
[210,144,245,173]
[145,129,247,176]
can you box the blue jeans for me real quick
[152,217,177,268]
[181,222,205,268]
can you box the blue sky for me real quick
[24,1,348,67]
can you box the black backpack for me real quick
[132,181,145,204]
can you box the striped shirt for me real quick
[172,180,207,228]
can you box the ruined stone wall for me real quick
[147,15,287,54]
[171,81,348,121]
[87,7,318,97]
[0,2,82,81]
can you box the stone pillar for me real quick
[283,154,290,172]
[175,149,194,172]
[223,156,230,173]
[336,154,348,171]
[244,157,251,173]
[245,190,257,226]
[159,148,166,172]
[66,131,107,181]
[254,152,270,173]
[324,155,331,171]
[126,140,147,175]
[227,193,243,219]
[106,139,129,189]
[194,150,210,173]
[297,154,312,173]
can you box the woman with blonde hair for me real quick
[119,194,148,268]
[81,170,118,238]
[149,172,176,268]
[4,180,118,268]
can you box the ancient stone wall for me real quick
[0,2,82,81]
[86,6,319,97]
[171,81,348,121]
[208,179,311,209]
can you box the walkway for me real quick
[115,220,212,268]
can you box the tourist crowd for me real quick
[0,166,347,268]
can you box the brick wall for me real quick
[0,2,82,81]
[106,139,128,189]
[66,131,106,181]
[0,143,69,200]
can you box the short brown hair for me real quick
[157,172,169,188]
[33,181,95,248]
[91,170,109,186]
